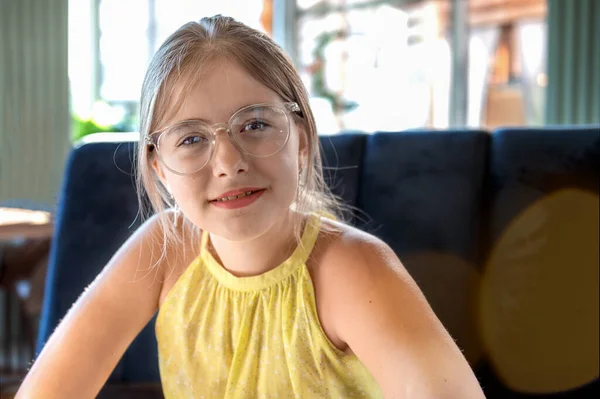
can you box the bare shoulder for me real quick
[114,211,171,283]
[14,210,200,398]
[310,217,485,398]
[86,211,175,310]
[307,217,414,352]
[312,216,427,331]
[131,210,202,306]
[311,217,408,287]
[312,217,436,330]
[97,209,201,309]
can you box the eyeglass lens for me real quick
[157,104,290,174]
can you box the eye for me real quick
[179,135,208,146]
[241,120,269,133]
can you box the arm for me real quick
[16,215,169,399]
[323,232,485,399]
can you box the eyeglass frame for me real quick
[144,102,302,175]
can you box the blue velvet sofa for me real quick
[37,126,599,398]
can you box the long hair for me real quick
[136,15,346,261]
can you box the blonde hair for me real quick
[136,15,346,255]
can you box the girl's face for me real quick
[152,58,306,241]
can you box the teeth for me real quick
[217,190,256,202]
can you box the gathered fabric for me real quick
[156,213,383,398]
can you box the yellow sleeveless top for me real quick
[155,213,383,398]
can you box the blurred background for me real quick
[72,0,550,136]
[0,0,598,397]
[2,0,599,206]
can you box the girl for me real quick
[17,15,485,398]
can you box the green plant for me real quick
[310,30,358,114]
[71,116,126,142]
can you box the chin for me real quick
[188,188,296,240]
[208,206,288,242]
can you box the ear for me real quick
[151,154,170,191]
[296,121,309,162]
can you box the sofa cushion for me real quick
[36,133,367,385]
[319,133,367,223]
[357,130,490,366]
[479,126,600,397]
[358,130,490,264]
[36,141,161,383]
[488,126,599,242]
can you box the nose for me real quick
[211,127,249,178]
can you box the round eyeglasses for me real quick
[145,102,301,175]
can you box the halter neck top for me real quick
[155,213,382,398]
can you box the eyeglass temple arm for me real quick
[287,102,302,115]
[144,135,155,147]
[144,103,301,145]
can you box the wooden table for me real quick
[0,207,53,388]
[0,208,53,241]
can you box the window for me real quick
[98,0,149,103]
[297,0,452,134]
[69,0,267,134]
[69,0,549,137]
[467,0,547,128]
[296,0,548,133]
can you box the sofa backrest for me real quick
[478,126,599,396]
[37,127,599,396]
[355,130,491,366]
[36,141,160,382]
[36,134,373,383]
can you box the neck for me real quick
[208,210,302,277]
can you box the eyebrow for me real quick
[172,102,274,126]
[174,117,211,125]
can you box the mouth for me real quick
[210,188,265,203]
[209,188,266,210]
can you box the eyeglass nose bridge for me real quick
[211,122,229,135]
[210,122,236,145]
[208,122,247,159]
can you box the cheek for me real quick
[274,135,301,191]
[164,141,301,227]
[260,152,299,198]
[166,173,210,212]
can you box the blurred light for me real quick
[309,97,338,135]
[480,189,599,393]
[92,101,125,127]
[0,208,51,225]
[297,0,322,10]
[536,72,547,87]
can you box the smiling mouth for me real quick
[211,189,263,202]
